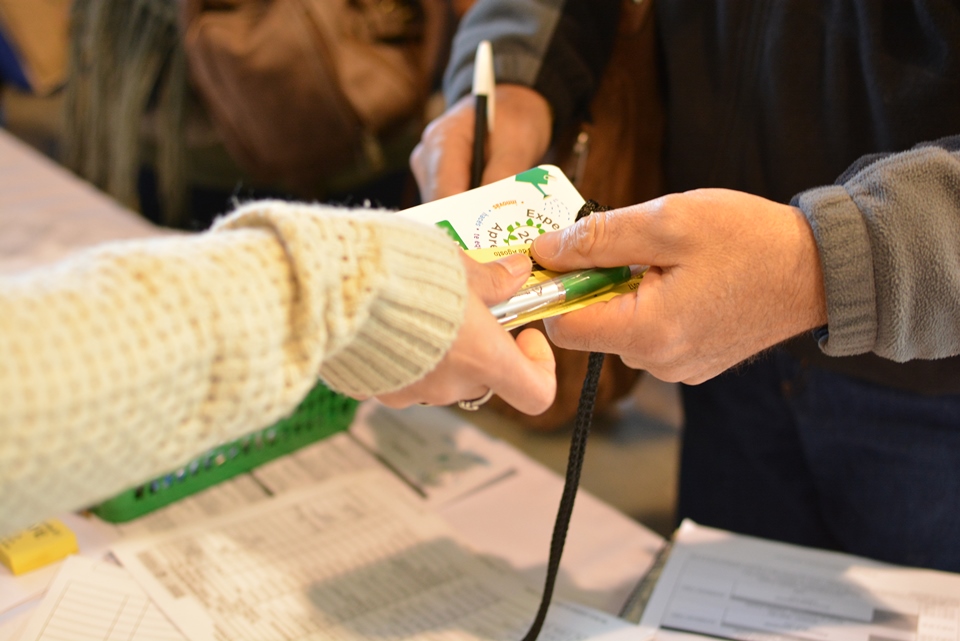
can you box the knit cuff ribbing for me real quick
[214,201,468,397]
[318,220,467,396]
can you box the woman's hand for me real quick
[376,253,557,414]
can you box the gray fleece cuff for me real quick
[795,184,877,356]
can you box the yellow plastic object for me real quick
[0,519,78,575]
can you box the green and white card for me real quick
[399,165,585,249]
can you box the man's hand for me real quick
[410,84,553,201]
[376,253,557,414]
[530,189,828,384]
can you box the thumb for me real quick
[531,206,657,272]
[462,252,532,306]
[494,326,557,415]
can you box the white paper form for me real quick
[111,474,271,538]
[112,468,631,641]
[16,555,184,641]
[103,433,375,538]
[251,432,380,494]
[641,520,960,641]
[350,402,664,615]
[349,403,517,506]
[439,446,665,616]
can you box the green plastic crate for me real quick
[90,384,359,523]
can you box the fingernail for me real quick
[533,231,560,260]
[500,252,531,278]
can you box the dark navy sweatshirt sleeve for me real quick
[443,0,621,135]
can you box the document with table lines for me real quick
[15,555,184,641]
[111,468,631,641]
[0,512,118,617]
[110,473,271,538]
[641,520,960,641]
[111,432,378,538]
[250,430,381,495]
[107,408,485,538]
[348,403,517,506]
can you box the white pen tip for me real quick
[472,40,495,131]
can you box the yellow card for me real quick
[0,518,78,575]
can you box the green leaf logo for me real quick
[503,218,547,245]
[515,167,551,198]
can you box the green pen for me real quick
[490,265,643,326]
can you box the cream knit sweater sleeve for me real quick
[0,200,466,537]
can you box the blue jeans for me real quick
[678,348,960,571]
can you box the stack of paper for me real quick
[9,468,636,641]
[639,520,960,641]
[4,405,657,641]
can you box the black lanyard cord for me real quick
[520,350,606,641]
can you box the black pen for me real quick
[470,40,495,189]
